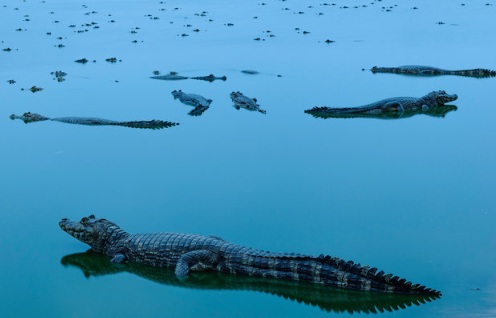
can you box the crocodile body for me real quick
[230,91,267,114]
[304,90,457,117]
[62,250,439,314]
[10,112,178,129]
[371,65,496,78]
[59,215,440,295]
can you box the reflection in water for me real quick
[62,251,440,314]
[305,105,457,120]
[10,112,178,129]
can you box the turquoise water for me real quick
[1,0,495,317]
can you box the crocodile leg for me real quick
[175,250,219,277]
[383,101,404,113]
[110,253,126,264]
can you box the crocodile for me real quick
[10,112,178,129]
[230,91,267,114]
[59,215,441,296]
[61,250,439,314]
[306,104,458,120]
[171,90,212,107]
[370,65,496,78]
[190,74,227,82]
[304,90,457,118]
[150,72,188,81]
[150,72,227,82]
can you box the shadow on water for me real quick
[305,105,457,120]
[10,112,178,130]
[61,250,440,315]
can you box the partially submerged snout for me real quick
[433,90,458,105]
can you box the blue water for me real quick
[1,0,495,317]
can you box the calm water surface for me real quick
[1,0,495,317]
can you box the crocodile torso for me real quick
[10,112,178,129]
[230,91,266,114]
[60,215,440,295]
[371,65,496,78]
[304,90,457,117]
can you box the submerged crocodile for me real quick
[230,91,267,114]
[191,74,227,82]
[10,112,178,129]
[151,72,227,82]
[304,90,457,118]
[371,65,496,78]
[60,215,440,295]
[62,250,439,314]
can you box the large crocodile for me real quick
[61,250,439,314]
[10,112,178,129]
[370,65,496,78]
[304,90,457,118]
[59,215,441,295]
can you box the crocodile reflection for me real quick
[10,112,178,129]
[61,251,440,314]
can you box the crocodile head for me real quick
[59,215,122,253]
[9,112,50,123]
[427,90,458,105]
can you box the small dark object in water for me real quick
[241,70,259,75]
[7,79,16,84]
[105,57,118,63]
[75,58,88,64]
[29,86,43,93]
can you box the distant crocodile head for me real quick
[10,112,49,123]
[59,215,127,253]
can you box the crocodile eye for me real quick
[81,217,88,224]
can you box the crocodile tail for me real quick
[453,68,496,78]
[229,252,440,296]
[113,120,179,129]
